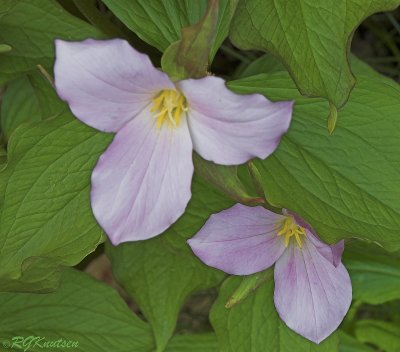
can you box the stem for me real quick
[36,65,55,89]
[385,12,400,36]
[73,0,127,39]
[365,56,400,63]
[220,45,252,64]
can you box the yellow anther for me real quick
[150,89,188,128]
[277,217,306,248]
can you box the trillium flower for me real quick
[188,204,352,343]
[54,39,293,245]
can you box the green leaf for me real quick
[224,269,273,308]
[72,0,128,39]
[0,147,7,169]
[338,331,374,352]
[28,71,68,118]
[161,0,218,79]
[0,0,104,84]
[0,76,42,141]
[327,103,338,135]
[161,0,237,79]
[230,0,400,111]
[0,113,110,292]
[193,153,262,205]
[0,43,11,53]
[343,243,400,304]
[210,276,339,351]
[0,269,155,352]
[0,256,63,293]
[165,333,218,352]
[228,59,400,250]
[102,0,235,58]
[239,54,285,78]
[1,71,67,143]
[106,176,233,352]
[355,320,400,352]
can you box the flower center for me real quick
[277,217,306,248]
[150,89,188,128]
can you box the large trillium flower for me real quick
[54,39,293,245]
[188,204,352,343]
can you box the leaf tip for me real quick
[225,298,236,309]
[327,103,338,135]
[0,44,12,53]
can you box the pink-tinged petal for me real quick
[331,240,345,267]
[284,209,344,267]
[188,204,287,275]
[54,39,174,132]
[91,107,193,244]
[307,232,344,267]
[178,76,293,165]
[274,237,352,344]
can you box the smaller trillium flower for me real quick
[188,204,352,344]
[54,39,293,245]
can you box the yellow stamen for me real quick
[150,89,188,128]
[277,217,306,248]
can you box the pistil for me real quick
[277,217,306,248]
[150,90,188,128]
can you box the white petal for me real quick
[178,76,293,165]
[55,39,174,132]
[91,106,193,244]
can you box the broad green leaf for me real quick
[28,71,68,118]
[1,71,67,142]
[224,268,273,308]
[0,43,11,53]
[0,113,110,292]
[0,0,104,84]
[230,0,400,111]
[355,320,400,352]
[0,76,42,141]
[210,276,338,351]
[0,256,63,293]
[165,333,218,352]
[0,269,155,352]
[339,331,374,352]
[162,0,237,79]
[161,0,219,79]
[0,146,7,168]
[72,0,128,39]
[106,176,232,352]
[240,54,285,78]
[102,0,236,58]
[227,60,400,250]
[343,242,400,304]
[193,153,262,205]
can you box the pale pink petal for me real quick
[91,106,193,244]
[177,76,293,165]
[188,204,287,275]
[274,236,352,344]
[307,232,344,267]
[54,39,174,132]
[330,241,345,267]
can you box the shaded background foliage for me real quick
[0,1,399,352]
